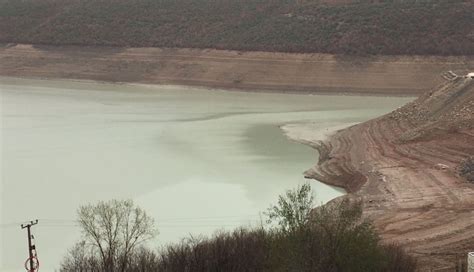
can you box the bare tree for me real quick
[71,199,157,272]
[60,240,101,272]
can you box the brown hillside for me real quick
[1,44,473,95]
[305,76,474,270]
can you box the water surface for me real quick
[0,78,412,271]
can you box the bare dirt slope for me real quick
[1,44,473,95]
[305,77,474,270]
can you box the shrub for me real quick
[265,183,315,232]
[459,156,474,182]
[60,189,417,271]
[155,198,417,272]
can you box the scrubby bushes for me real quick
[459,156,474,182]
[61,185,417,271]
[1,0,473,55]
[62,226,416,272]
[156,228,269,271]
[154,199,416,272]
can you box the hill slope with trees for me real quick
[0,0,473,55]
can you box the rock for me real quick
[434,163,449,170]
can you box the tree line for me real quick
[0,0,472,55]
[60,184,417,271]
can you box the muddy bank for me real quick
[280,122,365,192]
[1,44,473,95]
[289,78,474,270]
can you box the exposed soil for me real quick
[304,77,474,270]
[1,44,473,95]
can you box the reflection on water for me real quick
[0,77,413,271]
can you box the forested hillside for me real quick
[0,0,472,55]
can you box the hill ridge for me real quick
[1,0,473,55]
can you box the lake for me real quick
[0,77,412,271]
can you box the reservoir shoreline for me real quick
[280,122,361,193]
[3,43,471,269]
[296,78,474,270]
[0,75,415,98]
[1,78,412,271]
[1,44,473,96]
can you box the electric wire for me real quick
[0,214,266,229]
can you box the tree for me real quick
[265,183,315,232]
[60,241,101,272]
[62,199,157,272]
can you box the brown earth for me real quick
[305,77,474,270]
[1,44,473,95]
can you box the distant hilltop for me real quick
[0,0,472,56]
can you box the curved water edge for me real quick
[0,77,413,271]
[279,122,359,191]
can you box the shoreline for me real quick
[0,75,418,98]
[2,44,473,97]
[1,78,408,270]
[297,78,474,270]
[280,122,357,193]
[1,75,402,198]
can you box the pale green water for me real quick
[0,77,413,271]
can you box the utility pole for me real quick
[21,220,39,272]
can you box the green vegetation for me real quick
[265,183,315,232]
[0,0,472,55]
[60,185,416,271]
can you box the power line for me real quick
[34,224,252,229]
[38,214,261,222]
[0,214,265,229]
[0,222,24,228]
